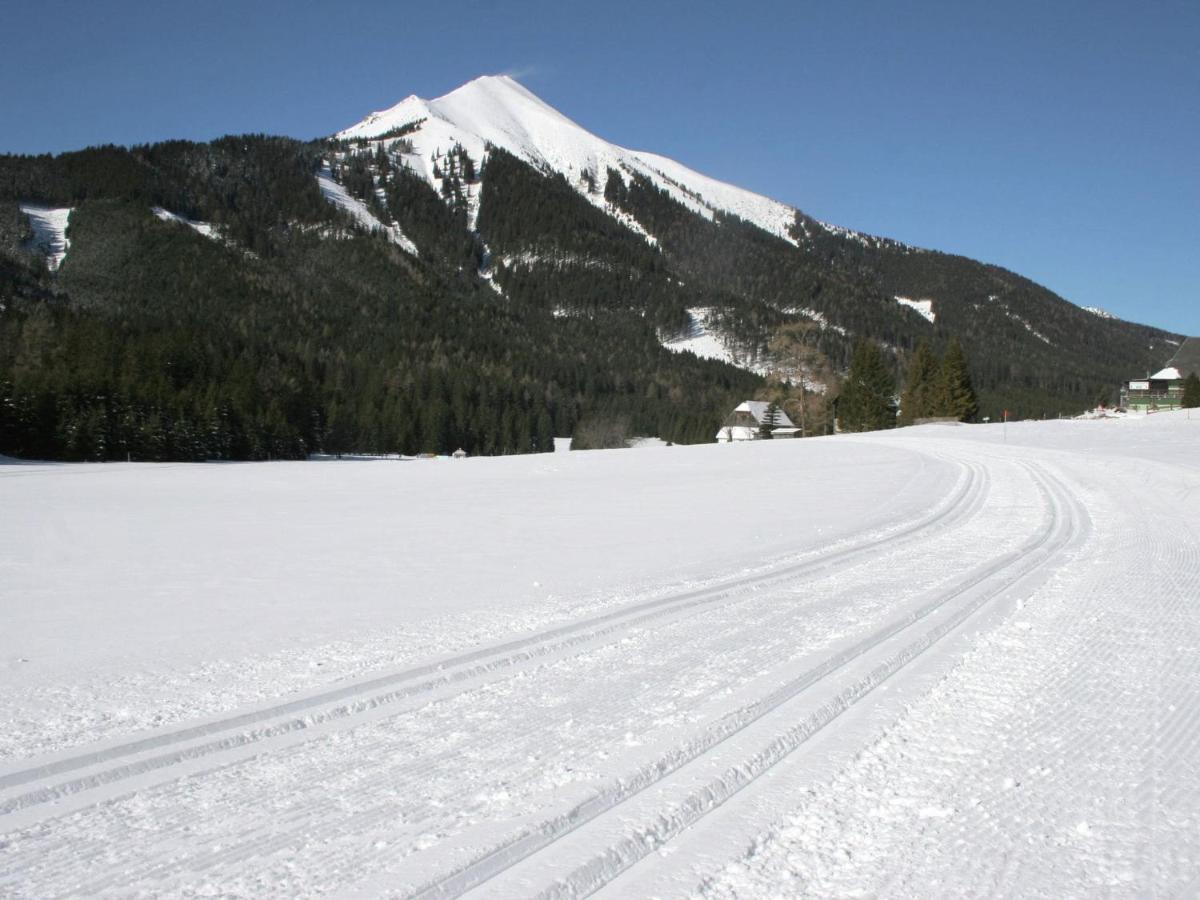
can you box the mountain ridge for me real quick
[336,75,808,250]
[334,75,1156,335]
[0,76,1185,461]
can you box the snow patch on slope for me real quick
[1081,305,1115,320]
[316,163,418,255]
[788,307,849,337]
[894,296,936,324]
[338,76,798,247]
[1013,315,1051,345]
[19,204,71,271]
[499,250,639,274]
[816,220,868,246]
[986,294,1052,345]
[629,150,797,242]
[601,199,658,246]
[152,207,223,242]
[662,308,770,374]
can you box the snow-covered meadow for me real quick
[1,413,1198,896]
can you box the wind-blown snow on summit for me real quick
[337,75,800,245]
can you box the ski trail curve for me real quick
[399,462,1087,899]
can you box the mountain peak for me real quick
[454,73,531,93]
[337,75,550,140]
[340,92,431,138]
[335,75,802,247]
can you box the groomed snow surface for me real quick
[2,414,1199,897]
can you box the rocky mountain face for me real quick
[0,76,1181,460]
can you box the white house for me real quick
[716,401,801,442]
[1120,337,1200,411]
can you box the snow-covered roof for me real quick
[1150,367,1182,381]
[1165,337,1200,379]
[733,401,795,428]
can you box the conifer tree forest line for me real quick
[0,135,1183,461]
[1182,374,1200,409]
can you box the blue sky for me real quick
[2,0,1197,335]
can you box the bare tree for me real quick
[766,322,838,436]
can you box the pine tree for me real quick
[1182,373,1200,409]
[899,339,940,425]
[758,401,779,439]
[535,408,555,452]
[604,168,627,207]
[937,338,979,422]
[837,340,897,432]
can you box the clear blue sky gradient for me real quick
[3,0,1196,335]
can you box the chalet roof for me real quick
[1165,338,1200,379]
[734,401,796,428]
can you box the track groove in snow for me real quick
[416,462,1086,898]
[2,417,1198,898]
[695,448,1198,897]
[0,461,982,824]
[3,454,1035,896]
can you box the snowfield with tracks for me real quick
[1,414,1198,897]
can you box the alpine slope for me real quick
[336,74,803,245]
[1,413,1198,897]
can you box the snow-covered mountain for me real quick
[4,74,1185,461]
[337,75,803,247]
[336,76,1133,333]
[325,76,1186,410]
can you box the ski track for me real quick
[416,459,1083,899]
[0,445,942,763]
[1,453,987,892]
[2,427,1198,897]
[0,458,974,809]
[692,444,1200,898]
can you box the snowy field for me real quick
[1,413,1198,897]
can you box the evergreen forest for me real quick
[0,133,1184,461]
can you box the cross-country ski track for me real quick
[2,415,1198,897]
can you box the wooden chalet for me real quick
[1121,338,1200,411]
[716,401,800,442]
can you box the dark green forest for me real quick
[0,134,1183,461]
[603,169,1181,418]
[0,139,756,460]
